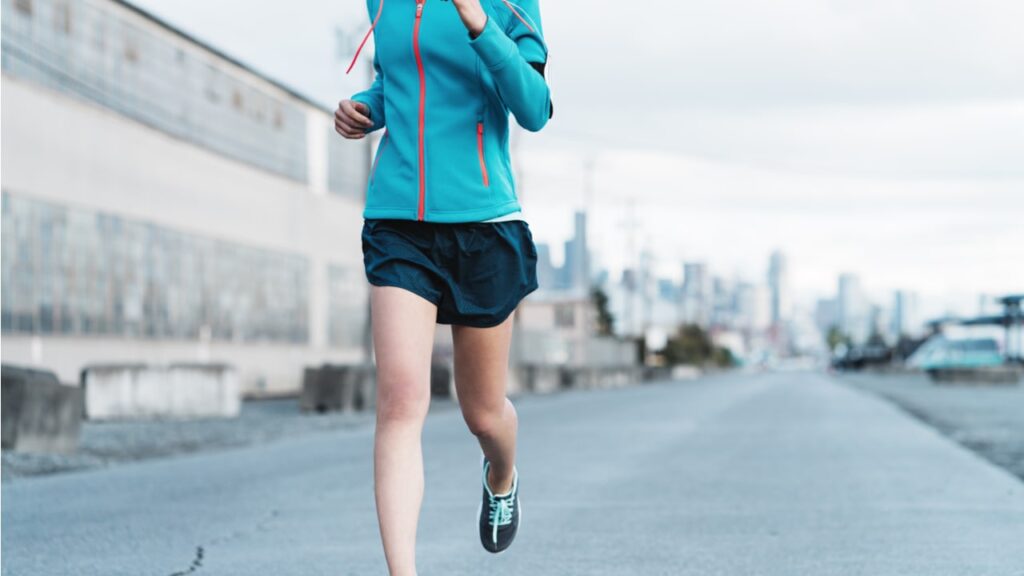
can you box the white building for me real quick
[1,0,370,395]
[514,292,634,369]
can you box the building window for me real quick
[1,192,311,344]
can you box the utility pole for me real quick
[617,194,640,337]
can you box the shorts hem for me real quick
[439,281,539,328]
[366,279,443,308]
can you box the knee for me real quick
[376,375,430,425]
[463,405,506,439]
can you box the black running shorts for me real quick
[361,218,539,328]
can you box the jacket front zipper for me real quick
[476,122,490,187]
[413,1,427,220]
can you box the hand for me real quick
[335,99,373,139]
[451,0,488,38]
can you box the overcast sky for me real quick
[135,0,1023,316]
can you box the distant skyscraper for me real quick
[534,242,556,292]
[681,262,711,327]
[559,210,590,293]
[710,276,735,328]
[838,273,870,344]
[768,250,791,327]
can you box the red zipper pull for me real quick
[478,123,484,135]
[416,1,423,17]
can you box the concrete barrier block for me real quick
[2,364,83,453]
[168,364,241,417]
[515,365,561,394]
[300,364,341,413]
[301,364,377,413]
[431,362,453,399]
[82,363,240,420]
[299,367,322,412]
[353,364,377,411]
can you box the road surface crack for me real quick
[166,508,281,575]
[168,546,204,576]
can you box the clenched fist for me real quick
[335,99,373,139]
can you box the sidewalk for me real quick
[2,372,1022,575]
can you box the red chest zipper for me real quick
[413,1,427,220]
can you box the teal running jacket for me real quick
[348,0,552,222]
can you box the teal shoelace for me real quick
[488,493,515,545]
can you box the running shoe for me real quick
[478,458,520,554]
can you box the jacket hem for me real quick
[363,199,522,223]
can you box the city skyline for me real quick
[536,212,963,352]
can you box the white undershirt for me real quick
[481,209,524,223]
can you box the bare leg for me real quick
[452,312,518,494]
[370,286,437,576]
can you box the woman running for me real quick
[335,0,552,573]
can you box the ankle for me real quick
[487,466,515,495]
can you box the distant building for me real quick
[838,273,870,344]
[681,262,711,328]
[735,282,771,333]
[891,290,921,341]
[559,210,591,292]
[768,250,791,327]
[710,276,736,329]
[537,210,591,295]
[1,0,368,394]
[516,292,634,369]
[656,278,677,301]
[815,298,839,337]
[534,242,557,292]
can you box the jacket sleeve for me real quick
[349,0,386,133]
[468,0,552,132]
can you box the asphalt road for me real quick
[842,371,1024,481]
[3,372,1023,576]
